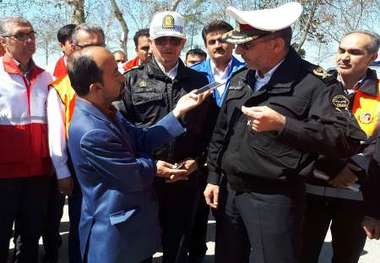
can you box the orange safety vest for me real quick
[50,74,76,137]
[352,80,380,137]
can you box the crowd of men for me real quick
[0,1,380,263]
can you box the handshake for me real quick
[156,159,198,183]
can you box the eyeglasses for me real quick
[2,31,36,41]
[237,34,273,51]
[154,37,182,46]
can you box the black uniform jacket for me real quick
[207,48,366,192]
[308,69,379,186]
[366,129,380,219]
[121,58,218,164]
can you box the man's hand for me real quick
[172,89,212,118]
[179,158,198,176]
[241,106,286,132]
[204,183,219,209]
[156,160,188,182]
[362,216,380,239]
[57,177,74,195]
[329,163,360,188]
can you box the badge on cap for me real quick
[162,15,175,29]
[331,95,350,111]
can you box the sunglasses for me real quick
[237,34,274,50]
[2,30,36,41]
[154,37,182,46]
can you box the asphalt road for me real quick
[8,202,380,263]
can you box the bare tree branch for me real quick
[170,0,183,11]
[109,0,129,55]
[64,0,85,24]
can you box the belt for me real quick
[305,183,363,201]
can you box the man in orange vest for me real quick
[47,23,105,263]
[0,16,53,263]
[0,43,4,56]
[123,28,151,71]
[364,129,380,240]
[53,24,76,79]
[301,31,380,263]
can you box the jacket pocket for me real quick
[132,92,163,106]
[268,96,309,119]
[247,131,302,169]
[109,208,136,225]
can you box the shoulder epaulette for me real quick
[312,66,332,80]
[124,63,145,74]
[303,61,336,84]
[229,65,248,79]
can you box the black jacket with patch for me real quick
[121,58,218,164]
[207,48,366,192]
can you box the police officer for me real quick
[121,11,218,263]
[301,31,380,263]
[203,3,366,263]
[363,128,380,240]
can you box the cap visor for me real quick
[151,32,186,40]
[222,30,255,44]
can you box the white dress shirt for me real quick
[47,88,72,179]
[156,59,179,80]
[254,59,284,91]
[211,59,232,98]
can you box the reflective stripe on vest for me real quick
[352,81,380,137]
[51,74,76,137]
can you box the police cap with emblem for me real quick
[150,11,186,40]
[222,2,303,44]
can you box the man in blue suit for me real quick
[66,46,211,263]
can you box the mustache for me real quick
[214,47,225,53]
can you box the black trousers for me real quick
[41,176,65,263]
[188,169,209,263]
[155,174,200,263]
[301,194,366,263]
[215,178,305,263]
[0,176,50,263]
[68,175,83,263]
[12,176,65,263]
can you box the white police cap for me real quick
[149,11,186,40]
[223,2,303,44]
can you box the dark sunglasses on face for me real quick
[154,37,182,46]
[2,30,36,41]
[237,34,274,50]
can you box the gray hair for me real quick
[72,23,105,43]
[344,31,380,54]
[0,16,32,36]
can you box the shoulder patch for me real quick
[331,94,350,111]
[137,80,147,88]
